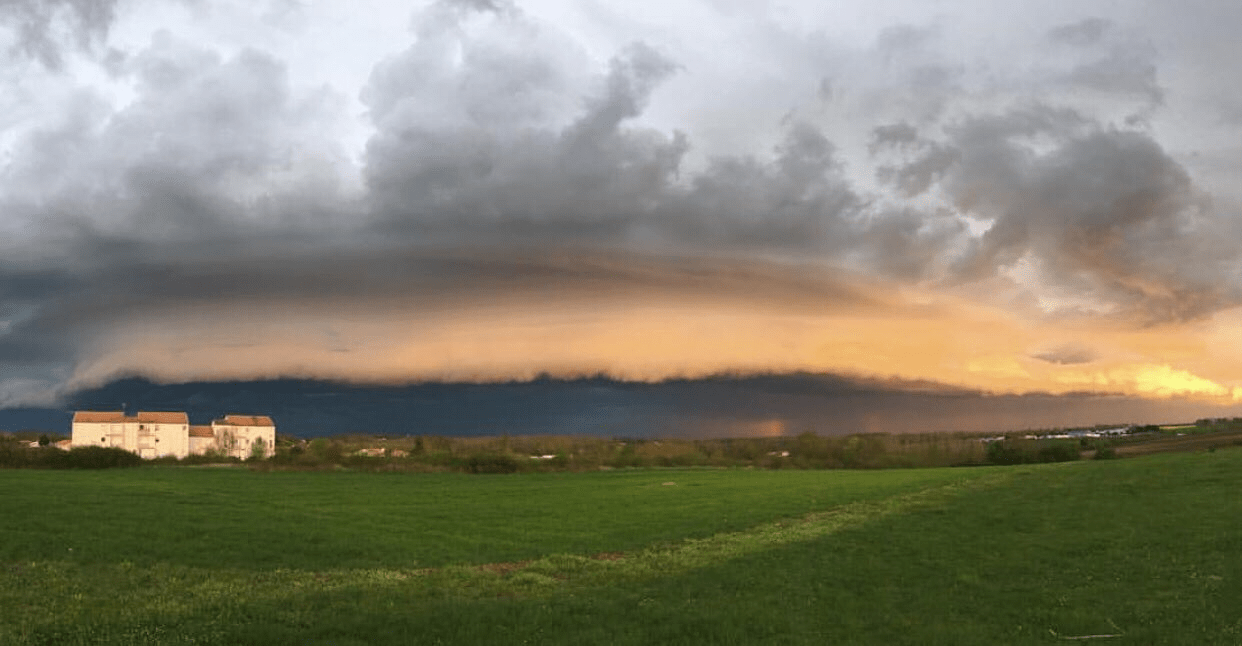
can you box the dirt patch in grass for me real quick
[478,561,530,576]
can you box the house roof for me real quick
[73,410,191,424]
[135,411,189,424]
[189,425,214,438]
[73,411,127,423]
[214,414,275,427]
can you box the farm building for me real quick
[71,411,275,459]
[71,411,190,459]
[211,415,276,459]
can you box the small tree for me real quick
[37,434,50,447]
[249,437,268,461]
[307,438,329,460]
[307,438,342,463]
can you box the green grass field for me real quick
[2,450,1240,644]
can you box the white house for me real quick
[71,411,275,459]
[211,414,276,459]
[71,411,190,459]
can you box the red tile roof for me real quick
[189,425,214,438]
[73,411,127,423]
[215,414,275,427]
[135,411,189,424]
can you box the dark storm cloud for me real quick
[361,1,879,255]
[9,0,1218,334]
[0,264,75,302]
[873,103,1238,321]
[670,121,863,250]
[958,128,1221,320]
[3,30,351,249]
[871,122,959,199]
[364,38,689,242]
[0,262,84,367]
[0,0,118,69]
[0,240,885,388]
[36,246,884,319]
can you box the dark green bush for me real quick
[986,439,1079,465]
[0,440,142,469]
[1036,442,1080,463]
[0,437,32,467]
[58,446,143,469]
[985,440,1031,465]
[1093,446,1118,460]
[466,452,521,474]
[609,444,646,468]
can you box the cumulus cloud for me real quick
[364,30,689,242]
[0,0,118,69]
[871,103,1237,321]
[2,31,353,250]
[360,2,881,256]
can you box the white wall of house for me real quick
[71,413,129,450]
[124,424,138,453]
[143,423,189,459]
[70,421,118,449]
[212,422,276,459]
[188,435,215,455]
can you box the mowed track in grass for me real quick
[4,450,1242,644]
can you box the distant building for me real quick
[211,415,276,459]
[71,411,190,459]
[71,411,275,459]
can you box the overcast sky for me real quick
[3,0,1242,422]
